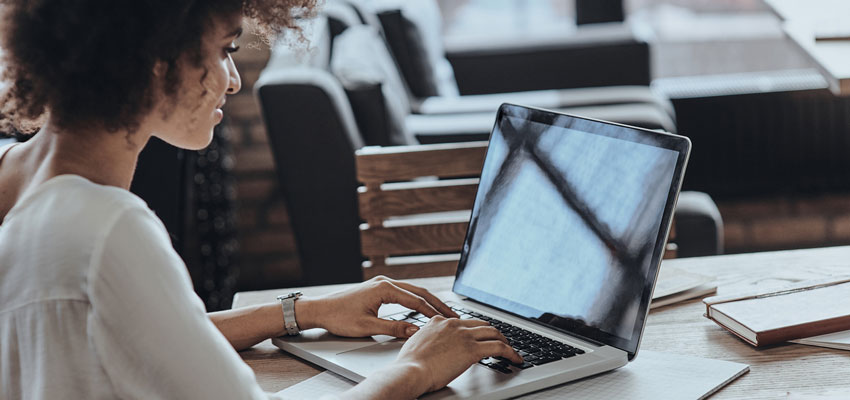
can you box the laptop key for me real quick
[491,361,513,373]
[530,356,558,366]
[489,364,512,374]
[551,347,572,356]
[496,356,535,370]
[514,361,534,369]
[480,357,512,374]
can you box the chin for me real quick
[185,130,216,150]
[160,128,215,150]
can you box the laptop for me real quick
[273,103,691,399]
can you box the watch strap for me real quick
[277,292,302,336]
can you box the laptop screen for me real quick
[453,104,689,357]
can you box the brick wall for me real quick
[718,194,850,254]
[224,35,303,291]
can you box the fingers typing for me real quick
[467,325,510,343]
[374,319,420,338]
[478,341,523,364]
[390,280,459,318]
[378,281,440,317]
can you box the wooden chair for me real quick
[355,142,677,281]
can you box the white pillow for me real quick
[331,25,416,145]
[371,0,460,97]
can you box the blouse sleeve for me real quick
[88,206,280,399]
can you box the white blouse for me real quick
[0,147,280,399]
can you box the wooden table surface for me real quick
[233,246,850,398]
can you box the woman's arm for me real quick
[208,298,322,351]
[208,303,286,351]
[209,276,459,351]
[210,277,521,399]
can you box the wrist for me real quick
[391,361,432,397]
[292,296,321,331]
[347,361,431,400]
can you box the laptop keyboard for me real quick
[385,305,586,374]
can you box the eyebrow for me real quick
[224,27,243,39]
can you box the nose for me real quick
[226,57,242,95]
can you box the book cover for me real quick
[703,277,850,347]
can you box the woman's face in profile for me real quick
[153,12,243,150]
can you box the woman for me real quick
[0,1,521,399]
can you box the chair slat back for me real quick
[357,179,478,220]
[354,141,678,280]
[356,141,488,182]
[356,142,487,279]
[359,214,470,257]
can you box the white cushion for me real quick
[331,25,416,145]
[416,86,675,117]
[371,0,459,97]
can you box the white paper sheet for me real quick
[791,329,850,351]
[275,370,356,399]
[274,351,748,399]
[523,351,748,400]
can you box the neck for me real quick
[23,119,151,190]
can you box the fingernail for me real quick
[405,326,419,336]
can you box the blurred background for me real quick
[215,0,850,308]
[13,0,833,310]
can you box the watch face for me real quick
[278,292,302,301]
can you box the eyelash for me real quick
[225,45,240,54]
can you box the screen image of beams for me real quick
[457,113,677,341]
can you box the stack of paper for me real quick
[792,330,850,351]
[651,265,717,309]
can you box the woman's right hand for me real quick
[395,316,523,396]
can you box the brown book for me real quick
[703,277,850,347]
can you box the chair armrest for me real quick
[415,86,674,118]
[444,23,651,95]
[407,102,677,144]
[674,191,724,257]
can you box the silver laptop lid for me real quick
[453,104,690,360]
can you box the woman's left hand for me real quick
[294,276,459,338]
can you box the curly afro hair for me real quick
[0,0,317,136]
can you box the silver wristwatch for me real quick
[277,291,303,336]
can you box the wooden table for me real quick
[764,0,850,95]
[233,246,850,398]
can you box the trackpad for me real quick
[335,339,405,376]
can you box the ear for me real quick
[152,60,168,78]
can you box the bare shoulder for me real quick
[0,142,25,222]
